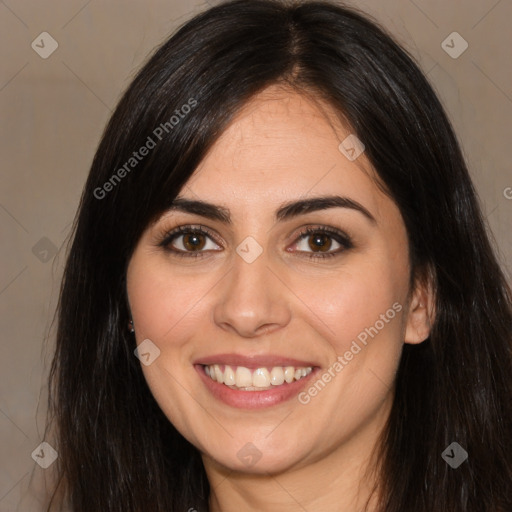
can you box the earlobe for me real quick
[404,274,435,345]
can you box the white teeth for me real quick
[214,365,224,384]
[284,366,295,383]
[224,365,236,385]
[204,364,313,390]
[253,368,270,388]
[235,366,253,387]
[270,367,285,385]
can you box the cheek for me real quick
[126,256,212,445]
[293,265,405,432]
[126,256,214,342]
[297,260,407,356]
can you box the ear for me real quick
[404,271,436,345]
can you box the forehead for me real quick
[183,85,389,222]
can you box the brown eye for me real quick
[292,227,352,259]
[161,227,222,256]
[182,233,206,251]
[308,233,332,252]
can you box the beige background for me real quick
[1,0,511,509]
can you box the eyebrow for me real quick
[166,195,376,224]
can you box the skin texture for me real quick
[126,85,434,511]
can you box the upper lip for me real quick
[193,353,319,369]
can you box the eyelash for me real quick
[159,225,221,259]
[158,225,353,260]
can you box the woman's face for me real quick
[126,85,430,475]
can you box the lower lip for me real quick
[195,365,319,409]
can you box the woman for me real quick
[43,0,512,510]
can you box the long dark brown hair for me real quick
[43,0,512,510]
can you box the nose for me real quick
[212,251,291,338]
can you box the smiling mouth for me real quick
[203,364,313,391]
